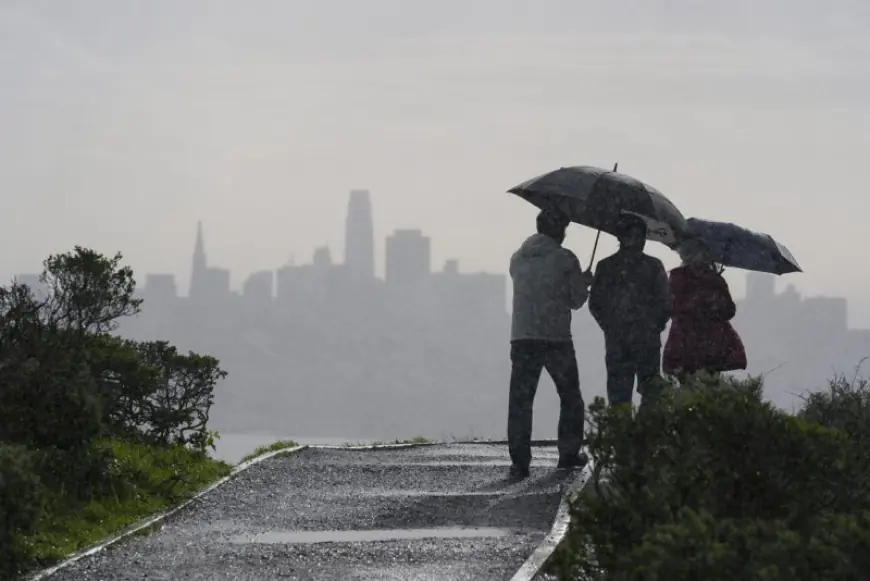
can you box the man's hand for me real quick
[581,270,595,287]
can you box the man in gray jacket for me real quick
[507,209,592,481]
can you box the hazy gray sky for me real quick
[2,1,869,320]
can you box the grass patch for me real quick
[239,440,299,464]
[18,439,231,571]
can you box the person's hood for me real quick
[516,233,562,259]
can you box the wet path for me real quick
[46,444,579,581]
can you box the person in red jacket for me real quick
[662,238,747,383]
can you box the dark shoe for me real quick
[507,464,530,482]
[557,451,589,471]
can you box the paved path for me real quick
[46,444,580,581]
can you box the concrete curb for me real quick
[26,441,580,581]
[508,458,595,581]
[312,442,439,450]
[449,439,559,447]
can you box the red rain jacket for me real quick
[662,265,747,374]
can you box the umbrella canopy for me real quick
[508,165,688,247]
[685,218,802,275]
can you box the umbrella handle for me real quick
[717,239,731,275]
[588,229,602,272]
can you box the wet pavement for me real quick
[46,444,579,581]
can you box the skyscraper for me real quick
[385,229,431,286]
[189,221,207,299]
[344,189,375,280]
[746,271,775,302]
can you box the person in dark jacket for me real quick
[662,238,747,382]
[589,215,672,407]
[507,208,593,481]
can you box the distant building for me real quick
[433,260,507,321]
[189,221,208,299]
[186,222,232,306]
[203,268,231,300]
[385,229,431,287]
[242,271,274,303]
[276,247,333,307]
[801,297,848,341]
[344,189,375,280]
[313,246,333,268]
[241,270,273,318]
[745,271,776,302]
[143,274,178,304]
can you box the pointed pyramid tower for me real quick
[189,221,208,298]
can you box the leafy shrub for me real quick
[799,369,870,449]
[617,508,870,581]
[0,308,104,450]
[134,341,226,451]
[0,444,45,579]
[0,247,230,575]
[0,245,142,451]
[37,246,141,334]
[549,373,870,580]
[1,247,226,454]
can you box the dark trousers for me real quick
[604,334,663,407]
[508,340,585,469]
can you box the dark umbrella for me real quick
[508,165,688,266]
[685,218,802,275]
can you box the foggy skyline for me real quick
[2,1,868,320]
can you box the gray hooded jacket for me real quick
[510,233,588,342]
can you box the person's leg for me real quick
[508,340,544,476]
[605,338,635,407]
[544,341,585,466]
[636,335,664,411]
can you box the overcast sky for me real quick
[2,1,869,321]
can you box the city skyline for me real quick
[145,189,510,305]
[10,187,856,332]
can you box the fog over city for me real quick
[2,0,868,458]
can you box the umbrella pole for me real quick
[588,229,602,271]
[583,162,614,271]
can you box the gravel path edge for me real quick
[509,458,594,581]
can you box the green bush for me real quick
[0,247,231,576]
[87,335,225,452]
[0,247,226,454]
[549,373,870,580]
[0,289,104,450]
[617,508,870,581]
[0,444,45,579]
[799,370,870,448]
[133,341,226,451]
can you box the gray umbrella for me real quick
[508,164,688,269]
[508,164,688,248]
[685,218,802,275]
